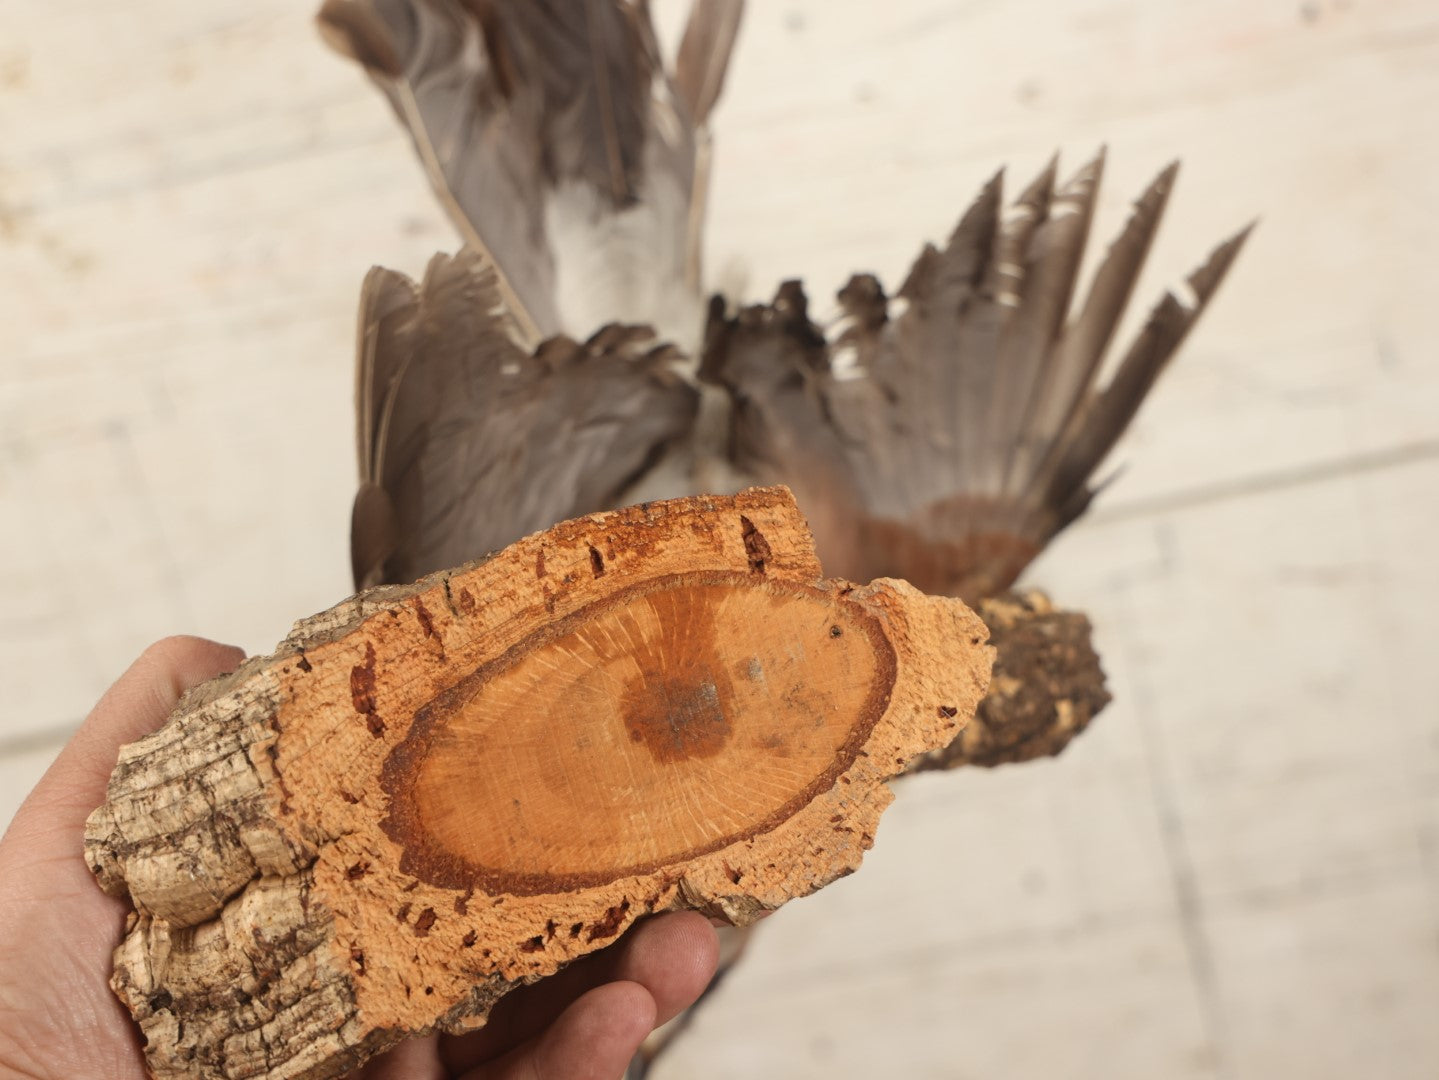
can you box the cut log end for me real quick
[85,488,992,1080]
[385,571,897,896]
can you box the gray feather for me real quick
[318,0,744,352]
[703,155,1250,602]
[351,249,698,588]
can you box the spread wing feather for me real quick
[318,0,743,352]
[703,154,1251,602]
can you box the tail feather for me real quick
[973,156,1055,494]
[703,153,1250,602]
[895,170,1003,502]
[999,149,1105,495]
[1019,160,1179,486]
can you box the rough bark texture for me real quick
[909,589,1109,771]
[85,487,991,1080]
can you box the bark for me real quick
[85,487,991,1080]
[908,589,1110,771]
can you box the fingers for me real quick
[607,912,719,1029]
[350,1034,444,1080]
[459,981,656,1080]
[439,912,718,1074]
[12,636,244,840]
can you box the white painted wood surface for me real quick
[2,0,1435,1076]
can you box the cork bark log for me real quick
[84,488,992,1080]
[909,590,1112,771]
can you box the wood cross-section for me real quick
[387,572,897,894]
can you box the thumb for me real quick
[4,636,244,852]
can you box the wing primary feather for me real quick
[355,267,419,483]
[1035,160,1180,450]
[315,1,543,342]
[351,263,421,588]
[351,482,400,589]
[972,155,1054,495]
[317,0,545,346]
[673,0,746,127]
[675,1,745,289]
[316,0,404,77]
[707,153,1250,604]
[581,0,632,202]
[389,78,544,347]
[1043,221,1255,513]
[998,148,1104,495]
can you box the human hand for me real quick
[0,636,719,1080]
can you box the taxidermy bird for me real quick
[318,0,1247,606]
[316,2,1250,1075]
[319,0,747,583]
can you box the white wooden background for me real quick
[2,0,1437,1076]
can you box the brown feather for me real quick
[350,249,698,589]
[1041,221,1256,526]
[703,155,1250,603]
[318,0,745,351]
[458,0,652,204]
[355,266,420,482]
[1015,159,1179,486]
[998,150,1104,494]
[673,0,745,126]
[316,0,405,78]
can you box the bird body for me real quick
[322,0,1249,611]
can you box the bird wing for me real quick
[351,248,698,589]
[702,151,1252,602]
[317,0,744,351]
